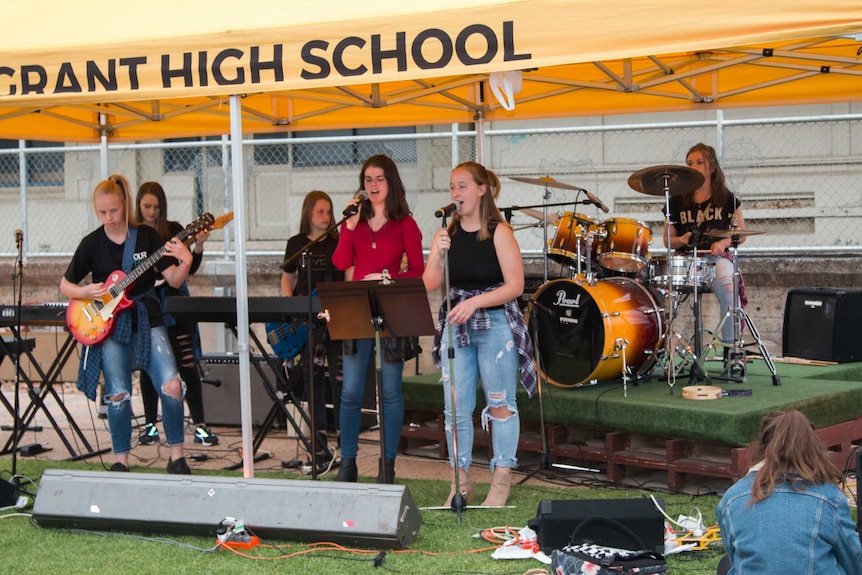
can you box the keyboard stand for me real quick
[0,330,110,461]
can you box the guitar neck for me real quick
[108,224,199,297]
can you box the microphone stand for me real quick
[439,213,468,524]
[281,214,349,480]
[11,233,23,486]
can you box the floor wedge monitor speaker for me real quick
[530,498,665,554]
[783,288,862,363]
[33,470,421,549]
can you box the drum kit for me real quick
[508,167,780,394]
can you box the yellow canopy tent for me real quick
[1,0,860,141]
[3,0,860,475]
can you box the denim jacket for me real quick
[716,471,862,574]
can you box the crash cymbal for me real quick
[519,208,560,225]
[706,227,765,238]
[509,175,585,192]
[627,165,704,197]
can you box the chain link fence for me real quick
[2,108,861,260]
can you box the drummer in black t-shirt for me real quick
[280,191,345,460]
[662,143,745,356]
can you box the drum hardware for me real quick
[628,165,705,394]
[705,226,781,386]
[685,238,711,385]
[509,175,587,192]
[615,337,632,397]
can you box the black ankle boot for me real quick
[335,457,357,482]
[376,458,396,484]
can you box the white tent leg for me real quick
[229,94,255,478]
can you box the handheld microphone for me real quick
[342,190,367,217]
[585,191,610,213]
[15,229,23,245]
[434,202,458,218]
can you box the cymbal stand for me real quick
[686,240,710,385]
[709,235,781,386]
[541,184,552,283]
[655,178,687,394]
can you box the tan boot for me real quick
[444,467,474,507]
[481,468,512,507]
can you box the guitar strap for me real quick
[122,226,138,273]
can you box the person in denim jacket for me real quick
[716,410,862,574]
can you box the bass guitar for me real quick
[265,321,308,360]
[67,214,215,346]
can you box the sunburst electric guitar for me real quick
[66,212,233,346]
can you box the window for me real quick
[164,137,223,172]
[0,140,64,188]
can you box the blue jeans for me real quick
[340,338,403,460]
[102,326,185,454]
[706,255,736,343]
[440,309,520,473]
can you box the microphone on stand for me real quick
[15,229,22,247]
[342,190,367,217]
[585,191,610,213]
[434,202,458,218]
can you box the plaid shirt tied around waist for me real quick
[431,284,537,398]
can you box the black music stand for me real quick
[316,277,435,483]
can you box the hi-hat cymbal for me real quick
[627,165,704,197]
[509,175,585,192]
[706,227,765,238]
[519,208,560,225]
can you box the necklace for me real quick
[370,218,387,249]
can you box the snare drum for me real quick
[548,212,602,267]
[649,255,715,291]
[596,218,652,272]
[525,277,663,387]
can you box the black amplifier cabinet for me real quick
[783,288,862,363]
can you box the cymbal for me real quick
[627,165,704,197]
[509,175,585,192]
[706,227,765,238]
[519,208,560,225]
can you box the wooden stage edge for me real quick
[399,410,862,495]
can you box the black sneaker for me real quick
[193,425,219,446]
[109,462,129,472]
[139,422,159,445]
[166,457,191,475]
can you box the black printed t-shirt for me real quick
[64,225,173,325]
[663,192,741,253]
[280,233,343,296]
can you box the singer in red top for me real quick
[331,154,424,484]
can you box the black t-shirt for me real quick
[448,223,503,290]
[280,233,343,296]
[663,192,741,253]
[64,224,173,323]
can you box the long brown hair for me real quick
[299,190,338,239]
[356,154,411,221]
[749,410,841,504]
[448,161,508,241]
[134,181,172,240]
[683,143,732,210]
[93,174,135,232]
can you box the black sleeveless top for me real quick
[447,223,503,290]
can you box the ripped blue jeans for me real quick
[102,326,185,454]
[440,308,519,473]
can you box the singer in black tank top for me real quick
[423,161,536,508]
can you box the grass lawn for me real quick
[1,458,729,574]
